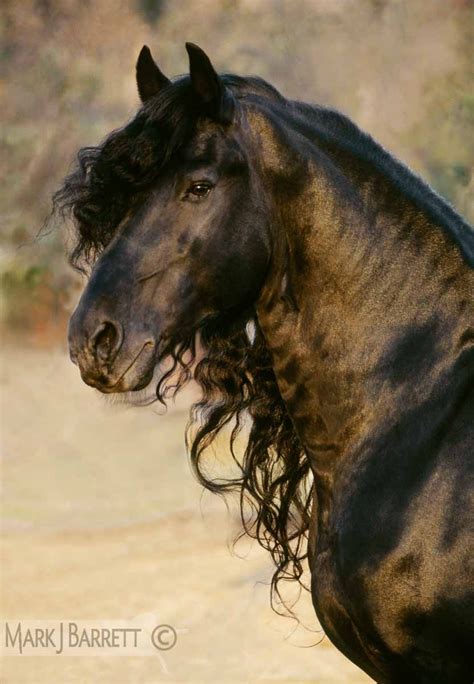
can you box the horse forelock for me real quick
[52,77,200,271]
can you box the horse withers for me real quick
[58,44,474,682]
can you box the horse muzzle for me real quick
[68,309,157,393]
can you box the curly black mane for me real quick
[53,75,312,612]
[54,78,198,269]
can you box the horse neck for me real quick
[251,106,472,477]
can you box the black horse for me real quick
[58,44,473,682]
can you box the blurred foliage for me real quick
[137,0,165,23]
[0,0,472,342]
[0,262,71,343]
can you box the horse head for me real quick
[67,44,271,393]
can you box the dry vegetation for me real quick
[0,0,472,339]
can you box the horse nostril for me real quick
[89,321,122,363]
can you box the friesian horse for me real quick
[57,44,473,682]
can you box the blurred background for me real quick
[1,1,472,682]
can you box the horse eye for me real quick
[187,182,212,199]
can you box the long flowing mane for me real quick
[54,70,471,612]
[53,74,312,611]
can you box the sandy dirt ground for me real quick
[1,346,372,683]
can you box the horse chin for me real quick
[99,359,172,408]
[91,335,195,408]
[81,340,153,392]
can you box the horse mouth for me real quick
[79,340,157,393]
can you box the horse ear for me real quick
[185,42,233,123]
[136,45,170,103]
